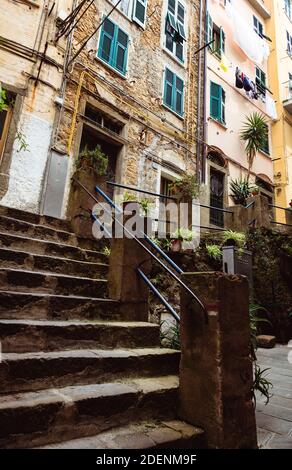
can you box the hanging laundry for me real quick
[243,76,253,92]
[226,2,270,65]
[235,67,244,88]
[220,53,230,72]
[266,95,277,120]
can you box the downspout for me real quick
[196,0,207,183]
[202,0,208,184]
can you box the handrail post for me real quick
[107,203,151,321]
[179,272,257,449]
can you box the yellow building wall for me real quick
[266,0,292,222]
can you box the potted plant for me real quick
[230,178,252,206]
[77,145,108,176]
[170,228,195,252]
[169,174,201,200]
[251,185,260,197]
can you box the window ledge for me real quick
[17,0,39,8]
[162,103,184,121]
[162,47,186,69]
[258,149,271,158]
[209,116,227,130]
[94,56,127,80]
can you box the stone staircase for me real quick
[0,206,204,449]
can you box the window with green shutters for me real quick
[165,0,186,63]
[98,19,129,76]
[163,68,184,116]
[259,124,270,155]
[133,0,147,27]
[255,66,266,96]
[206,12,225,59]
[210,82,226,124]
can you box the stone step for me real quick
[0,247,108,278]
[0,214,78,246]
[40,419,205,450]
[0,231,107,263]
[0,268,108,297]
[0,376,179,449]
[0,319,160,353]
[0,348,181,394]
[0,291,119,321]
[0,205,73,232]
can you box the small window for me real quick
[206,12,225,59]
[210,82,226,124]
[163,68,184,116]
[285,0,291,19]
[287,31,292,56]
[132,0,147,27]
[165,0,186,63]
[259,124,270,155]
[255,66,266,96]
[97,19,129,76]
[253,15,263,38]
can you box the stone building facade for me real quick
[0,0,73,213]
[48,0,205,218]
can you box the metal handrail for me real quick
[108,181,232,215]
[245,200,255,209]
[271,221,292,228]
[107,181,177,200]
[137,268,180,323]
[269,204,291,212]
[72,178,208,322]
[95,184,183,275]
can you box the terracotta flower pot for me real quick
[170,239,182,252]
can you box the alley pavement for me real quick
[256,344,292,449]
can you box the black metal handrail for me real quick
[269,204,291,212]
[107,181,177,200]
[271,221,292,228]
[72,178,208,323]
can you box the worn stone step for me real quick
[40,419,205,449]
[0,348,181,394]
[0,376,179,449]
[0,214,78,246]
[0,268,108,297]
[0,247,108,278]
[0,231,107,263]
[0,319,160,353]
[0,291,119,321]
[0,205,73,232]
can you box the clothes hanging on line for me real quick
[265,94,277,120]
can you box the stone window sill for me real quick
[209,116,227,130]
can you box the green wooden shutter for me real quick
[220,27,225,54]
[164,68,174,109]
[175,76,184,115]
[133,0,147,27]
[206,12,213,48]
[114,28,129,75]
[98,19,115,64]
[210,82,221,120]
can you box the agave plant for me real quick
[230,178,253,206]
[240,113,268,180]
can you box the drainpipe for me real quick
[202,0,208,184]
[196,0,208,184]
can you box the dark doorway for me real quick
[210,168,224,227]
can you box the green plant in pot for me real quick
[223,230,246,248]
[170,228,195,252]
[169,174,201,200]
[140,198,153,216]
[77,145,108,176]
[206,244,222,261]
[230,178,253,206]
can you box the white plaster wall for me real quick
[1,113,52,213]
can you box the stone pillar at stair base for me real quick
[108,208,151,322]
[179,272,257,449]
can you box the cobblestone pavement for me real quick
[256,344,292,449]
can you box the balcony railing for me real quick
[283,80,292,115]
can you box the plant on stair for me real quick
[206,244,222,261]
[222,229,246,248]
[230,178,254,206]
[249,304,273,405]
[77,145,109,176]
